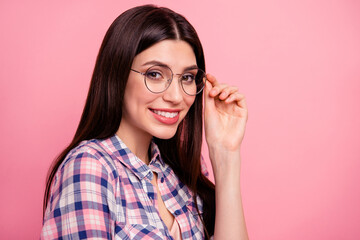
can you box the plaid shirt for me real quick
[41,135,208,239]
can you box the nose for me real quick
[162,77,183,104]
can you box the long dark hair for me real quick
[43,5,215,238]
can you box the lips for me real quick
[149,108,180,125]
[152,110,179,118]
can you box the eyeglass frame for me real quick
[130,64,206,96]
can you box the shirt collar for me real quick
[149,140,164,166]
[102,134,165,180]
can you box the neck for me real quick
[116,121,152,165]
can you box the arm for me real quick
[204,74,249,240]
[41,151,115,239]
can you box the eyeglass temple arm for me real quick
[130,69,145,75]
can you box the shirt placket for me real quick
[150,163,180,239]
[141,170,172,238]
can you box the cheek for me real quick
[123,77,155,111]
[123,91,155,117]
[181,95,197,119]
[185,95,196,109]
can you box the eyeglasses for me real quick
[130,65,206,96]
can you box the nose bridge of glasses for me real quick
[165,73,183,93]
[164,69,185,87]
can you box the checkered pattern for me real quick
[41,135,208,239]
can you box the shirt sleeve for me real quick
[41,150,116,239]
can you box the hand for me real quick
[204,74,248,153]
[204,75,249,240]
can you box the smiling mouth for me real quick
[151,109,179,118]
[150,109,179,118]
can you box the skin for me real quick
[205,74,249,240]
[117,40,196,163]
[117,39,249,239]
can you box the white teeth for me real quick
[153,110,179,118]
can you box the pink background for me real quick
[1,0,359,239]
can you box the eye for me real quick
[180,73,196,83]
[146,70,164,80]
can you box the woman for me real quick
[41,5,248,240]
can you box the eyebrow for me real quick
[141,60,198,71]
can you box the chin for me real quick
[151,126,179,140]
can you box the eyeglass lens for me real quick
[144,65,206,95]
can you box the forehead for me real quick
[132,40,197,70]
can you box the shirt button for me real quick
[160,177,164,183]
[174,210,181,215]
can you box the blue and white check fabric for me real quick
[41,134,209,239]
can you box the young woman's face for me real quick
[119,40,197,141]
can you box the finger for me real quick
[224,92,244,102]
[206,73,219,87]
[224,93,248,119]
[205,73,243,104]
[235,94,247,109]
[206,74,226,97]
[209,83,236,97]
[218,86,239,100]
[237,96,247,109]
[225,92,246,107]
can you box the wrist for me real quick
[208,148,242,183]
